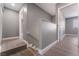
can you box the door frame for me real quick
[19,5,28,44]
[19,6,24,40]
[57,3,76,41]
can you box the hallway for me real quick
[0,3,79,56]
[44,35,79,56]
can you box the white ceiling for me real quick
[4,3,23,11]
[62,4,78,18]
[4,3,57,16]
[35,3,56,16]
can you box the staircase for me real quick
[26,33,39,49]
[11,47,38,56]
[1,38,26,56]
[0,34,39,56]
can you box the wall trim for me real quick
[38,40,58,55]
[65,34,77,35]
[38,34,66,55]
[58,3,74,9]
[3,36,19,41]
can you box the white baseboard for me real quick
[3,36,19,41]
[38,34,66,55]
[65,34,78,37]
[65,34,77,35]
[38,40,58,55]
[21,35,65,55]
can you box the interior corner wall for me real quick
[51,16,56,24]
[24,3,52,48]
[2,8,19,38]
[23,3,57,49]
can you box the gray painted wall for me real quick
[41,21,56,49]
[0,4,3,43]
[51,16,56,24]
[2,8,19,38]
[65,17,78,34]
[22,3,57,49]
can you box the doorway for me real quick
[58,3,79,41]
[1,3,27,55]
[57,3,79,55]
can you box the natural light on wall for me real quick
[20,7,27,20]
[47,22,56,31]
[23,7,27,12]
[11,3,15,7]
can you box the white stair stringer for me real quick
[28,43,37,50]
